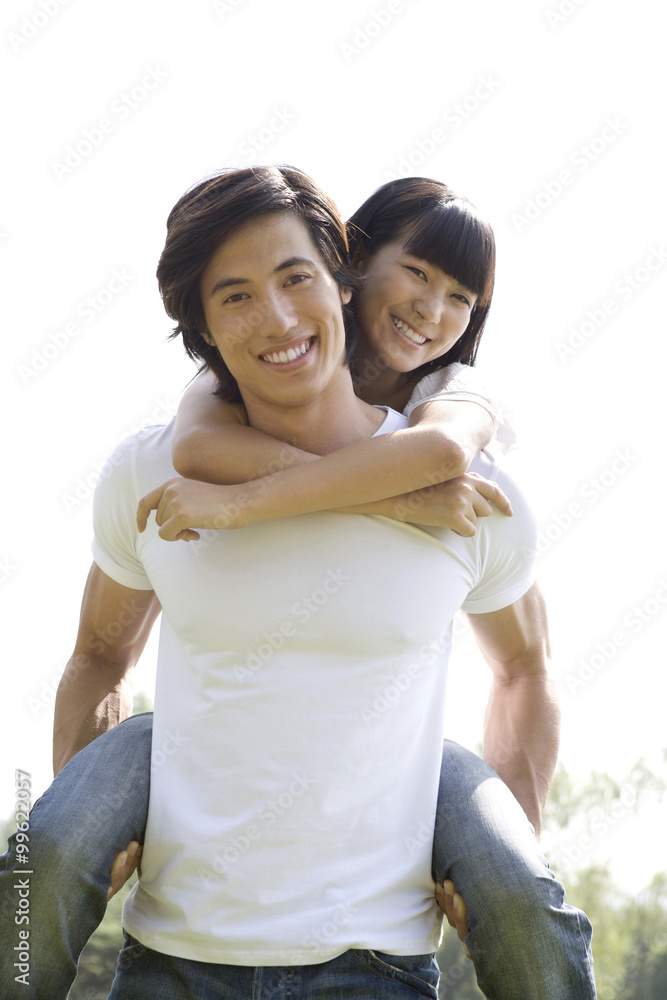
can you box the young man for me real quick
[0,166,596,998]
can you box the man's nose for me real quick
[261,292,299,338]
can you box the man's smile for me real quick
[258,336,316,367]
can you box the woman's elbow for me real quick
[172,430,203,479]
[427,430,470,481]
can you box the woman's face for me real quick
[356,240,478,372]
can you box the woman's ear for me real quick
[340,287,353,306]
[200,329,214,346]
[350,241,368,271]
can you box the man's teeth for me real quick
[262,339,312,365]
[393,317,427,345]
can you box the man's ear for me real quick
[340,287,353,306]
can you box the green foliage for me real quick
[540,756,666,998]
[131,690,154,716]
[433,753,667,997]
[436,929,484,998]
[67,880,133,1000]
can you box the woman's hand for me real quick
[137,478,250,540]
[136,470,512,540]
[435,880,471,959]
[392,472,513,535]
[107,841,142,901]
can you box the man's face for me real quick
[200,212,352,413]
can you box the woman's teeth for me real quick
[392,317,427,345]
[262,339,312,365]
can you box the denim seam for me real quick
[353,949,438,998]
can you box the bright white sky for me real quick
[1,0,665,895]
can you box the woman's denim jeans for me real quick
[0,714,596,998]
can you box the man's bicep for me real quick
[74,562,161,670]
[466,583,551,678]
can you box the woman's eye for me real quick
[406,266,427,280]
[223,292,249,304]
[454,293,472,306]
[285,273,310,286]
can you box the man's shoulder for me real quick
[469,450,531,515]
[423,448,537,563]
[104,420,175,472]
[95,420,176,506]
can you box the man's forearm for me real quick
[482,672,560,835]
[52,652,133,775]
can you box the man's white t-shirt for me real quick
[91,408,536,965]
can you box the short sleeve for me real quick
[91,434,154,591]
[403,363,499,425]
[460,453,537,614]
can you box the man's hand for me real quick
[107,841,142,901]
[137,478,249,540]
[394,472,513,535]
[435,880,471,959]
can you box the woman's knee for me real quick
[437,740,500,801]
[102,711,154,759]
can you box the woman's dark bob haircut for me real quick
[157,165,361,401]
[347,176,496,373]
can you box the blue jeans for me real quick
[109,936,439,998]
[0,714,596,998]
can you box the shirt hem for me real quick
[462,574,534,615]
[122,920,441,966]
[91,541,154,591]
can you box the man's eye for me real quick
[223,292,249,304]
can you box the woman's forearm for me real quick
[174,422,319,484]
[231,423,471,525]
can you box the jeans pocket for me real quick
[117,929,153,965]
[356,949,439,998]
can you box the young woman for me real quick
[145,175,510,543]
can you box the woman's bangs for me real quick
[402,203,492,302]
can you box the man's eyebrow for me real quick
[274,255,317,274]
[208,256,318,299]
[208,275,249,297]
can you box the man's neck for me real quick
[244,371,385,456]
